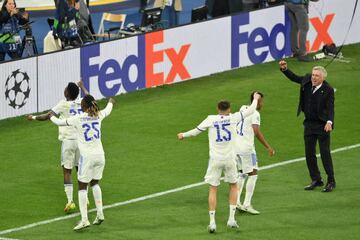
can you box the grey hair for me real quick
[312,66,327,79]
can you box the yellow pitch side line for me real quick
[25,0,127,11]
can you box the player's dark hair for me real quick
[67,82,79,100]
[250,91,263,102]
[217,100,230,111]
[82,95,99,117]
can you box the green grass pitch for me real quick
[0,43,359,239]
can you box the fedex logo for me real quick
[231,11,291,68]
[231,9,336,68]
[81,31,191,97]
[307,14,335,52]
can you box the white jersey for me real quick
[196,113,244,161]
[235,105,261,154]
[51,103,113,157]
[183,99,258,161]
[51,99,82,141]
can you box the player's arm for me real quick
[252,124,275,157]
[100,98,115,119]
[77,80,90,96]
[178,117,209,140]
[240,92,261,119]
[26,111,55,121]
[49,112,74,126]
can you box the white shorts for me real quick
[78,154,105,183]
[204,158,238,186]
[236,153,258,174]
[61,139,79,169]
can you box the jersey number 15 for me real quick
[214,123,231,142]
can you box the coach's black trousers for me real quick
[304,122,335,183]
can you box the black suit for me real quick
[282,69,335,183]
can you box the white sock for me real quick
[92,184,104,219]
[64,184,73,203]
[237,173,247,205]
[228,205,237,222]
[209,210,215,225]
[243,175,258,207]
[78,189,88,222]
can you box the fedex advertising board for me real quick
[37,48,80,112]
[307,0,360,52]
[80,17,230,100]
[231,6,291,68]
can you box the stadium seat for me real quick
[95,12,127,40]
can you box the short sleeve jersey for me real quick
[197,112,244,161]
[235,105,261,154]
[51,99,82,141]
[66,108,111,157]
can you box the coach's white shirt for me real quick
[183,99,258,161]
[235,105,260,154]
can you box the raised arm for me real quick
[100,98,115,118]
[77,80,90,96]
[240,92,260,119]
[279,60,304,84]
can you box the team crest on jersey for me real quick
[4,69,31,109]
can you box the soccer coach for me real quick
[279,60,336,192]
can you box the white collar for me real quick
[313,83,323,93]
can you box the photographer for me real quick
[0,0,29,61]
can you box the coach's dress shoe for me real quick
[322,182,336,192]
[304,180,324,190]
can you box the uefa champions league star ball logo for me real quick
[4,69,31,109]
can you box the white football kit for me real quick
[51,102,113,183]
[183,99,258,186]
[235,105,261,174]
[52,99,83,169]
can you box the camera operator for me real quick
[0,0,29,61]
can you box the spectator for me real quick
[154,0,182,28]
[53,0,81,47]
[284,0,313,62]
[0,0,29,61]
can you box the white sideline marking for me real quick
[0,237,21,240]
[0,143,359,237]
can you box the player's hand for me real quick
[279,60,287,71]
[77,80,84,88]
[177,133,184,140]
[267,147,275,157]
[26,115,34,121]
[324,122,332,132]
[48,112,55,118]
[109,98,116,105]
[253,92,261,100]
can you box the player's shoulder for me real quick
[239,105,248,111]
